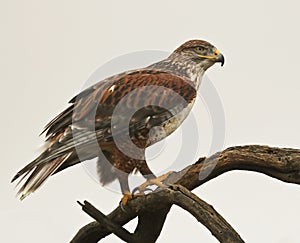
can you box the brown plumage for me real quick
[12,39,224,200]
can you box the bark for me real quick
[71,145,300,242]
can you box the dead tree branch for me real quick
[71,145,300,242]
[77,201,136,242]
[75,185,244,243]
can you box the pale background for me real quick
[1,0,300,242]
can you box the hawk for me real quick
[12,40,224,204]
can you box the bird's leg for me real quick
[117,172,132,206]
[134,171,173,194]
[133,161,172,194]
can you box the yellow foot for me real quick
[121,191,133,206]
[134,171,173,193]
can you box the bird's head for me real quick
[172,39,225,70]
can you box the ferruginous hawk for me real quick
[12,39,224,204]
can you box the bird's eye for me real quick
[196,46,204,52]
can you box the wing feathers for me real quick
[12,68,197,199]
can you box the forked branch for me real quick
[71,145,300,242]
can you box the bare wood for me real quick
[170,185,244,242]
[77,201,137,242]
[71,145,300,242]
[169,145,300,190]
[74,185,244,243]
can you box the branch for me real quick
[77,201,136,242]
[170,185,244,242]
[71,145,300,242]
[75,185,244,243]
[169,145,300,190]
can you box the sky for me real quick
[1,0,300,242]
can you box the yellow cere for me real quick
[214,49,220,56]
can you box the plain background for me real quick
[1,0,300,242]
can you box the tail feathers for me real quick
[13,153,71,200]
[11,160,39,183]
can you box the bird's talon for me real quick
[120,191,133,206]
[131,187,140,195]
[119,201,127,212]
[132,186,153,195]
[143,187,154,193]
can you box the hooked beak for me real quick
[214,50,225,66]
[216,53,225,66]
[197,49,225,66]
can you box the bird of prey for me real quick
[12,39,224,204]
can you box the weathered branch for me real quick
[171,185,244,242]
[168,145,300,190]
[77,201,136,242]
[71,145,300,242]
[76,185,244,243]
